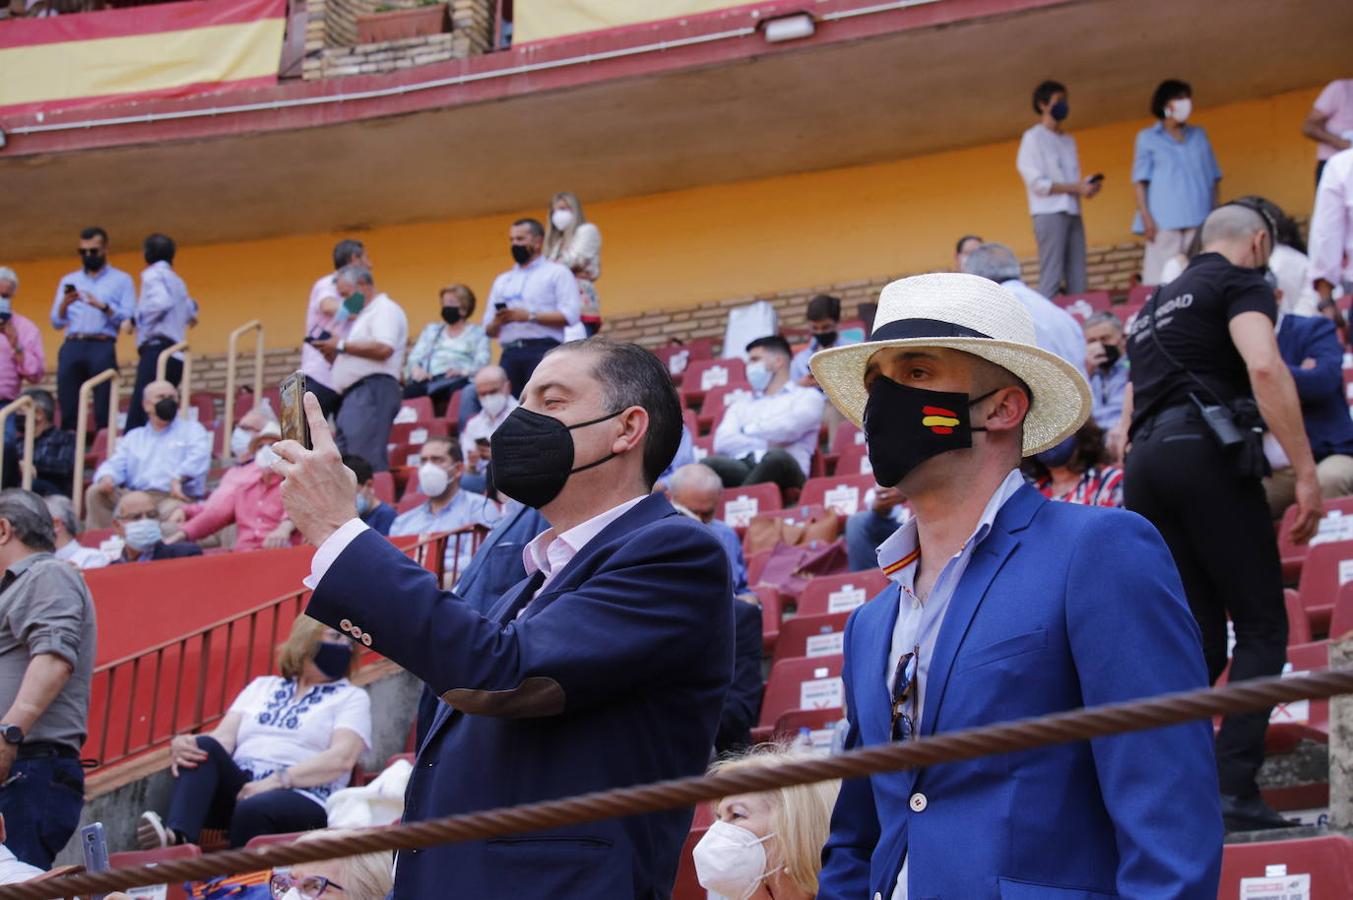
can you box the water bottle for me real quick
[790,726,813,753]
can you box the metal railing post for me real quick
[155,341,192,419]
[73,369,121,521]
[0,396,35,490]
[222,320,265,461]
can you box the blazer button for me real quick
[339,619,353,633]
[350,626,363,640]
[361,633,373,647]
[909,792,927,813]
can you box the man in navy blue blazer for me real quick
[274,339,734,899]
[1266,312,1353,515]
[809,273,1222,899]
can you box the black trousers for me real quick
[165,737,327,848]
[499,339,559,398]
[703,449,806,492]
[1124,413,1287,798]
[308,380,341,420]
[126,338,184,431]
[56,339,117,431]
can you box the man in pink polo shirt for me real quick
[0,268,46,407]
[167,424,298,552]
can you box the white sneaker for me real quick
[136,810,170,850]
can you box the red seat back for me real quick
[830,423,866,455]
[1219,834,1353,900]
[800,474,878,517]
[371,471,396,505]
[773,611,851,664]
[672,826,710,900]
[1286,588,1313,646]
[244,830,310,849]
[397,491,427,514]
[1280,498,1353,581]
[758,655,844,728]
[109,843,203,900]
[1295,538,1353,632]
[833,443,872,477]
[797,569,890,617]
[1268,640,1332,752]
[1054,291,1111,324]
[398,396,435,423]
[78,526,116,549]
[389,420,451,446]
[720,483,782,528]
[1332,581,1353,641]
[681,358,747,405]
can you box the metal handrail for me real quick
[155,340,192,418]
[0,396,35,490]
[222,320,265,460]
[73,368,121,520]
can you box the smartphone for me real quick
[63,283,77,295]
[1088,173,1105,184]
[80,823,109,900]
[494,301,508,313]
[279,371,312,451]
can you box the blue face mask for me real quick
[1034,435,1078,469]
[355,492,372,516]
[123,518,162,551]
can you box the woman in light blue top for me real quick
[404,284,489,418]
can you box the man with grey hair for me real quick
[2,388,74,497]
[1082,310,1130,432]
[44,495,108,570]
[962,242,1086,370]
[0,489,97,868]
[312,265,407,471]
[0,268,46,413]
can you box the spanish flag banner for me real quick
[0,0,286,115]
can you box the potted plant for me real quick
[356,0,447,44]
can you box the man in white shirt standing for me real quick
[483,219,581,397]
[312,265,407,472]
[459,365,517,494]
[303,240,369,417]
[1310,147,1353,315]
[705,336,825,493]
[1016,80,1102,299]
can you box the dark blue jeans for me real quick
[0,753,85,868]
[56,339,117,431]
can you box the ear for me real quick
[613,406,650,456]
[979,386,1031,435]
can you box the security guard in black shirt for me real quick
[1122,201,1322,832]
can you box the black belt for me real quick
[65,334,114,343]
[1132,403,1204,441]
[502,338,560,351]
[344,373,398,392]
[139,336,176,349]
[17,741,79,760]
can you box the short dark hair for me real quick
[1151,79,1191,119]
[143,233,176,266]
[1032,80,1066,114]
[805,294,841,323]
[746,335,793,359]
[955,234,982,254]
[332,239,366,271]
[513,218,545,239]
[80,226,108,244]
[0,489,56,553]
[423,436,462,463]
[551,338,683,488]
[343,454,374,485]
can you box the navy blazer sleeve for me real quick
[308,520,731,718]
[715,597,764,754]
[1286,316,1343,403]
[817,608,879,900]
[1065,510,1223,897]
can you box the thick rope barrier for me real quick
[6,667,1352,899]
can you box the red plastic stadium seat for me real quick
[78,526,116,549]
[773,611,851,664]
[1054,291,1111,324]
[187,393,216,427]
[244,831,310,849]
[1286,588,1313,646]
[109,844,202,900]
[398,396,435,423]
[830,424,866,455]
[681,408,699,439]
[1218,834,1353,900]
[397,490,427,514]
[1267,640,1331,753]
[371,471,396,505]
[796,570,890,618]
[741,505,838,555]
[753,584,783,653]
[1332,582,1353,641]
[752,655,844,742]
[773,707,847,743]
[699,384,754,433]
[388,443,422,469]
[800,474,878,517]
[389,420,450,446]
[691,434,715,462]
[1295,538,1353,634]
[832,443,872,478]
[719,483,782,529]
[681,358,747,408]
[1279,497,1353,582]
[672,824,712,900]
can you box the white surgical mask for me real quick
[480,392,508,418]
[229,426,253,459]
[550,208,576,231]
[693,821,778,900]
[1168,97,1192,122]
[254,443,278,471]
[279,890,302,900]
[123,518,163,551]
[417,462,450,498]
[746,361,773,393]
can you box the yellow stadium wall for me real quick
[8,86,1323,368]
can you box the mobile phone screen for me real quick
[279,371,312,451]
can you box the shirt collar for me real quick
[875,468,1027,585]
[523,495,646,582]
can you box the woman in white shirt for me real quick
[136,616,372,849]
[542,191,602,338]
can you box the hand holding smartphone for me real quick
[279,371,312,451]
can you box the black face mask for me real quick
[313,641,353,680]
[814,331,838,349]
[81,252,105,272]
[490,406,622,509]
[153,398,178,422]
[510,244,533,265]
[1100,343,1121,370]
[863,377,997,487]
[441,306,463,325]
[1050,99,1069,122]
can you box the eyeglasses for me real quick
[890,644,920,742]
[270,872,346,899]
[117,510,160,522]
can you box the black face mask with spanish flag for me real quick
[863,376,997,488]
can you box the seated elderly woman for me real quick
[268,830,394,900]
[696,746,840,900]
[136,616,371,849]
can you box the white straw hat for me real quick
[808,273,1091,456]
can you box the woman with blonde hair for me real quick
[268,829,393,899]
[695,746,840,900]
[135,616,371,849]
[542,191,603,337]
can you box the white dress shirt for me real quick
[92,416,212,497]
[712,381,825,476]
[523,495,645,596]
[999,279,1087,370]
[879,468,1027,900]
[459,395,519,470]
[135,261,197,346]
[56,538,109,570]
[1309,148,1353,289]
[330,293,408,393]
[1016,123,1081,217]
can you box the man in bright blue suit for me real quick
[274,338,734,899]
[809,273,1222,899]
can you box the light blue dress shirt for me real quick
[1131,122,1222,232]
[135,262,198,347]
[482,257,582,344]
[877,468,1027,900]
[707,518,749,595]
[999,279,1087,370]
[656,425,696,488]
[790,331,862,383]
[390,488,503,575]
[49,266,135,337]
[93,418,212,497]
[1089,359,1130,430]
